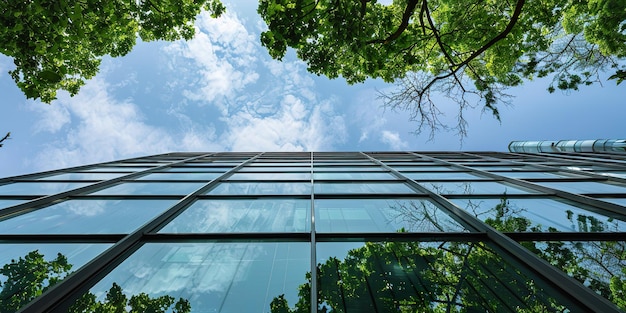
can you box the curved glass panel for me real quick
[451,198,626,232]
[0,199,177,234]
[71,242,309,313]
[315,199,466,232]
[160,199,310,233]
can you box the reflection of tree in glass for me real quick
[387,200,462,232]
[271,240,569,312]
[0,250,190,313]
[478,198,626,310]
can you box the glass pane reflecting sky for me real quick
[422,182,535,195]
[0,199,177,234]
[0,182,91,195]
[207,182,311,195]
[37,172,127,180]
[77,242,309,313]
[314,183,415,194]
[315,199,465,233]
[91,182,205,195]
[160,199,310,233]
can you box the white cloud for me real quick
[381,130,409,150]
[164,11,260,113]
[221,95,346,151]
[31,78,223,172]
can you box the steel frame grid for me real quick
[0,151,622,312]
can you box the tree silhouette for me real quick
[0,250,191,313]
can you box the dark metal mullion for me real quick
[0,153,216,220]
[17,152,264,313]
[407,152,623,313]
[458,152,626,219]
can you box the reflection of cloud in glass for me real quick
[208,182,311,195]
[64,200,107,216]
[89,243,309,312]
[161,200,309,233]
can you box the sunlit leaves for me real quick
[0,0,225,103]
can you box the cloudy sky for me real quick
[0,0,624,177]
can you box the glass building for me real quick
[1,151,625,312]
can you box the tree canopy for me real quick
[258,0,626,136]
[0,0,225,103]
[0,250,191,313]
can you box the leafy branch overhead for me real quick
[258,0,625,137]
[0,0,225,103]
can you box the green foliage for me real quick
[0,0,225,103]
[258,0,625,135]
[0,250,191,313]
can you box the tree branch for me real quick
[0,132,10,148]
[367,0,419,44]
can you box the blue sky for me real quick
[0,0,624,178]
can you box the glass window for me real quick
[315,199,465,232]
[160,199,310,233]
[239,167,309,172]
[314,183,415,194]
[227,173,310,181]
[402,172,485,180]
[70,243,309,313]
[135,173,222,181]
[90,182,205,195]
[313,172,395,180]
[38,173,127,180]
[81,167,150,172]
[523,241,626,309]
[392,166,453,171]
[315,241,583,312]
[490,171,583,179]
[0,243,110,312]
[207,182,311,195]
[422,181,535,195]
[163,167,232,172]
[313,167,384,172]
[451,198,626,232]
[598,198,626,206]
[597,172,626,179]
[0,182,91,195]
[0,199,177,234]
[537,182,626,194]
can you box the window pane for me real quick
[315,241,583,312]
[70,243,309,312]
[160,199,310,233]
[136,173,222,181]
[38,173,127,180]
[391,166,453,171]
[402,172,485,180]
[91,182,205,195]
[239,167,309,172]
[490,171,582,179]
[0,182,91,195]
[422,182,535,195]
[0,244,110,312]
[313,172,394,180]
[314,183,415,194]
[523,241,626,309]
[207,182,311,195]
[81,167,149,172]
[537,182,626,194]
[598,198,626,206]
[451,198,626,232]
[227,173,311,181]
[162,167,232,172]
[313,167,384,172]
[315,199,465,232]
[0,199,177,234]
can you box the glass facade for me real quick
[1,151,625,312]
